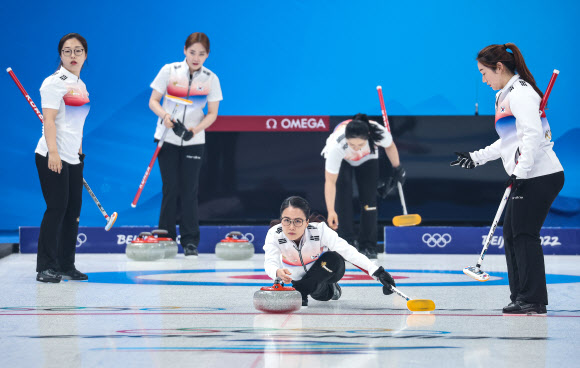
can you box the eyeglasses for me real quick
[61,48,85,57]
[281,217,305,227]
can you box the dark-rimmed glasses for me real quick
[62,48,84,57]
[281,217,305,227]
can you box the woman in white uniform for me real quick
[263,196,397,306]
[322,113,405,259]
[149,32,223,256]
[35,33,90,283]
[451,43,564,314]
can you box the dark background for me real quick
[198,115,507,226]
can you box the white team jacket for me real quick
[263,222,380,281]
[470,74,563,179]
[36,66,90,165]
[150,59,222,146]
[321,119,393,174]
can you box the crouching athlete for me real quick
[263,196,396,306]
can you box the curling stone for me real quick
[215,231,255,260]
[125,232,165,261]
[253,280,302,313]
[152,229,178,259]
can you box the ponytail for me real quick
[477,43,543,98]
[345,113,384,154]
[504,43,543,98]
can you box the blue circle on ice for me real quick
[82,269,580,287]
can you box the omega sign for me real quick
[206,116,330,132]
[266,117,327,130]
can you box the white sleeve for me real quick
[320,223,379,276]
[150,65,171,95]
[324,146,345,174]
[263,230,282,280]
[373,121,393,148]
[470,139,502,166]
[207,74,223,102]
[40,78,66,110]
[510,91,543,179]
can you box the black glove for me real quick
[78,153,85,163]
[505,174,524,193]
[377,180,389,199]
[377,166,406,199]
[373,266,396,295]
[172,119,194,141]
[450,152,476,169]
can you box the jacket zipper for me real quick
[181,72,193,146]
[293,237,308,273]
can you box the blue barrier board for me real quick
[19,226,270,254]
[384,226,580,255]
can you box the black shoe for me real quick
[36,269,62,283]
[361,248,378,259]
[59,269,88,280]
[502,301,518,313]
[301,293,308,307]
[503,301,547,315]
[184,244,198,256]
[331,283,342,300]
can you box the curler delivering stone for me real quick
[253,279,302,313]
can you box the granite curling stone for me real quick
[215,231,255,260]
[125,232,165,261]
[253,280,302,313]
[152,229,178,259]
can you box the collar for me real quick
[501,74,520,94]
[288,229,307,250]
[496,74,520,107]
[181,59,203,78]
[59,66,80,82]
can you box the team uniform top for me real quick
[263,221,380,281]
[35,66,90,165]
[321,119,393,174]
[470,74,563,179]
[150,59,222,146]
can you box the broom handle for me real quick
[397,182,408,215]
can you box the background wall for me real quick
[1,0,578,229]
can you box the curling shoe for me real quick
[331,283,342,300]
[36,269,62,283]
[184,244,198,257]
[502,301,517,313]
[301,293,308,307]
[59,268,88,280]
[503,301,547,315]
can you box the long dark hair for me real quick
[345,113,384,154]
[57,33,88,69]
[269,196,326,228]
[477,43,543,98]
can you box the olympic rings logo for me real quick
[422,233,452,248]
[76,233,87,248]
